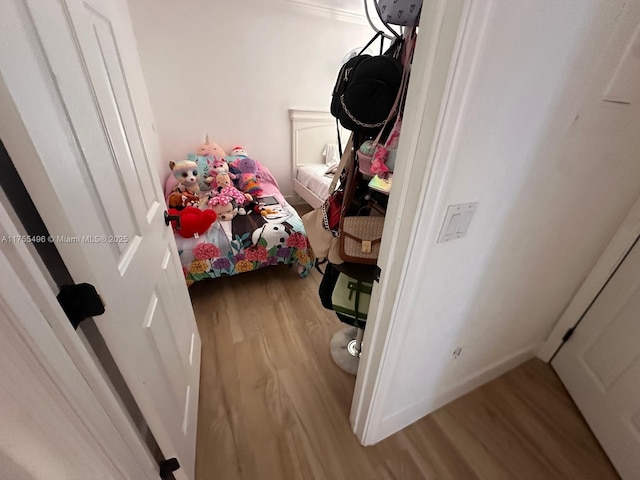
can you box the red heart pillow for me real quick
[169,207,216,238]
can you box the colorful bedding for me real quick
[167,161,314,285]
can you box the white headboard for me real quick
[289,109,347,172]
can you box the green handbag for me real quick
[331,273,373,321]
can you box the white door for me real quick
[553,238,640,479]
[0,198,158,480]
[0,1,201,479]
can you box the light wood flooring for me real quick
[190,264,619,480]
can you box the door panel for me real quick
[553,239,640,479]
[0,1,201,479]
[583,289,640,388]
[87,4,160,212]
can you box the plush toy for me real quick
[236,157,263,197]
[167,159,200,209]
[230,146,247,157]
[251,223,290,250]
[259,207,279,217]
[215,172,233,190]
[215,179,252,215]
[168,207,216,238]
[208,194,239,221]
[197,136,227,159]
[208,156,236,180]
[186,153,215,193]
[225,145,249,164]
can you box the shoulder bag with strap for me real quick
[331,32,404,136]
[302,134,354,259]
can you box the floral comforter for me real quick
[168,162,313,285]
[177,204,312,285]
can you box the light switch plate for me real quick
[437,202,478,243]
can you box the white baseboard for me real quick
[363,342,542,445]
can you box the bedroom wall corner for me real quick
[126,0,372,196]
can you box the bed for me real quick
[165,152,314,286]
[290,109,348,208]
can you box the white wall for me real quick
[127,0,373,197]
[365,0,640,442]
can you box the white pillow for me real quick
[322,144,340,175]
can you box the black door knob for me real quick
[164,211,181,230]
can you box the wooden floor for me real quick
[190,265,618,480]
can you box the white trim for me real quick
[289,108,336,123]
[349,0,478,444]
[538,192,640,361]
[285,0,367,25]
[0,198,157,479]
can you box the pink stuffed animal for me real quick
[214,173,251,215]
[197,136,227,158]
[208,157,236,180]
[208,195,238,221]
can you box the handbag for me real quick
[370,117,402,176]
[331,273,373,322]
[356,28,416,177]
[338,154,386,265]
[302,135,355,259]
[340,216,385,264]
[356,140,376,177]
[375,0,423,26]
[357,119,400,177]
[331,32,404,136]
[319,262,342,310]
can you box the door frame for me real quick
[538,191,640,361]
[1,0,474,453]
[0,192,158,478]
[349,0,475,444]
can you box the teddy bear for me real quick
[167,159,201,209]
[215,172,233,190]
[236,157,263,197]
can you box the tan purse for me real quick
[338,154,386,265]
[340,216,385,264]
